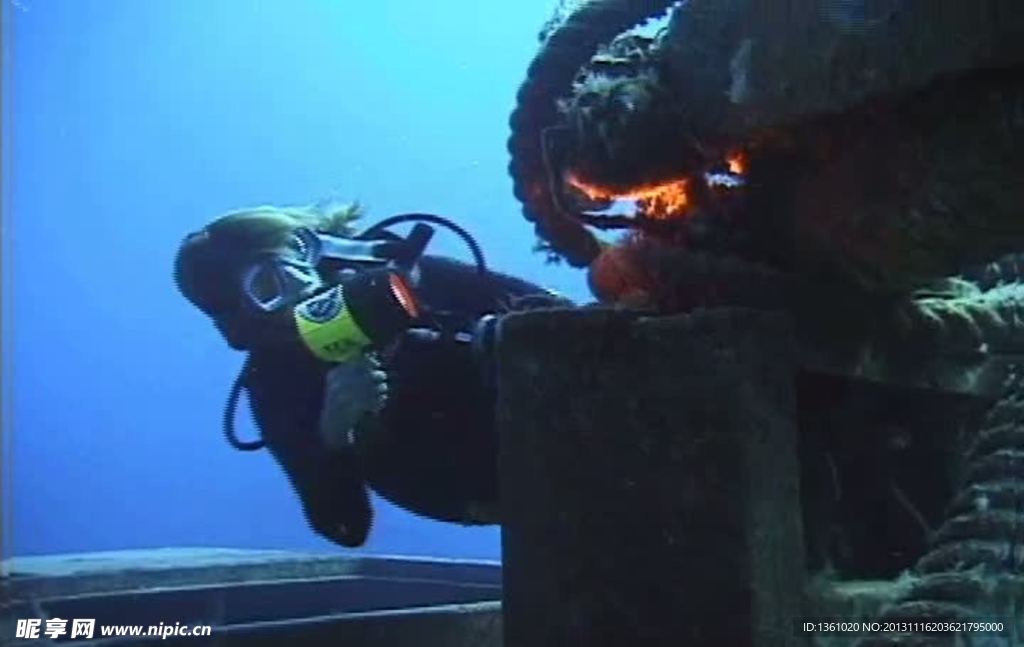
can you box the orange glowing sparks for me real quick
[726,151,746,175]
[563,152,747,222]
[565,171,691,220]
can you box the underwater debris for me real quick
[852,370,1024,647]
[503,3,1024,645]
[511,0,1024,291]
[507,0,683,268]
[507,0,1024,398]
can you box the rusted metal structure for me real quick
[499,2,1024,645]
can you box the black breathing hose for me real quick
[359,212,488,275]
[224,356,263,451]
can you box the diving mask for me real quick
[241,232,322,313]
[241,227,405,314]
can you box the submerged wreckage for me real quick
[497,1,1024,646]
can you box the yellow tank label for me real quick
[293,286,371,363]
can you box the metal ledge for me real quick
[0,548,502,646]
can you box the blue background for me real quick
[2,0,591,560]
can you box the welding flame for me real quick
[566,171,690,220]
[564,150,747,222]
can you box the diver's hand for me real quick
[319,354,388,450]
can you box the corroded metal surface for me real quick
[534,0,1024,287]
[508,0,1024,396]
[853,370,1024,647]
[503,6,1024,645]
[497,307,805,647]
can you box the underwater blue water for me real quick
[1,0,589,561]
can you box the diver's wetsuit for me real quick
[243,255,565,548]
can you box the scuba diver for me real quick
[173,202,572,548]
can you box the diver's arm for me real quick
[400,257,575,383]
[416,255,575,315]
[245,359,374,548]
[483,268,575,309]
